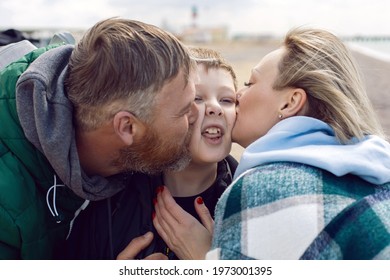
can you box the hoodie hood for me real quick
[234,116,390,185]
[16,45,126,200]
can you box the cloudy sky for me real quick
[1,0,389,37]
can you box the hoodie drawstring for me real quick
[66,199,89,240]
[46,175,90,239]
[46,175,66,223]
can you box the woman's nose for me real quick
[236,87,245,99]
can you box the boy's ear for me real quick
[113,111,145,146]
[280,88,307,117]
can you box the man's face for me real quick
[115,70,198,174]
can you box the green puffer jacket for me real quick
[0,46,83,259]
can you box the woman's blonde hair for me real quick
[274,27,385,143]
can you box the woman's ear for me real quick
[113,111,145,146]
[280,88,307,117]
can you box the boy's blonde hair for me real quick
[189,47,237,91]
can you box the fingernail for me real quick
[196,197,203,204]
[155,186,164,194]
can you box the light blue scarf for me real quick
[234,116,390,185]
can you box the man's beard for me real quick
[112,125,193,175]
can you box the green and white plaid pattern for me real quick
[210,162,390,259]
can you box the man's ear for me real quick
[113,111,145,146]
[279,88,307,117]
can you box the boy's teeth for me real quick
[205,127,220,134]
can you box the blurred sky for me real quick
[1,0,389,37]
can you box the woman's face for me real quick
[232,48,289,148]
[190,64,237,164]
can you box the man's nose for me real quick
[188,102,199,125]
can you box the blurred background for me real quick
[1,0,390,42]
[1,0,389,159]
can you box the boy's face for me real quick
[190,64,236,164]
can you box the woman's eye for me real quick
[244,82,253,87]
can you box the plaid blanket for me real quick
[209,162,390,259]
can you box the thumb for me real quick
[194,196,214,234]
[116,232,154,260]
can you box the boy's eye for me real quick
[244,82,253,87]
[221,98,235,104]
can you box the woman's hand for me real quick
[116,232,167,260]
[153,186,214,260]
